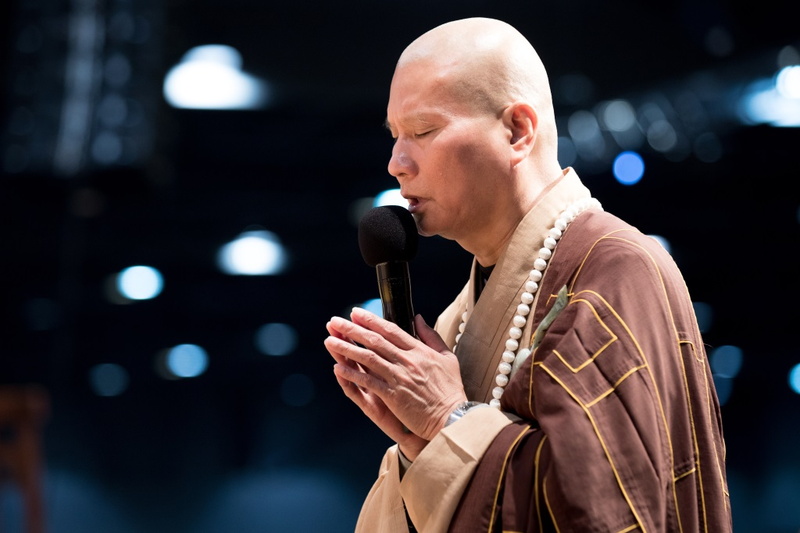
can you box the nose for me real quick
[387,139,417,180]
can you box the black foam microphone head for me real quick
[358,205,419,267]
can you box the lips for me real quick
[404,195,421,213]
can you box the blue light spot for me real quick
[89,363,129,397]
[557,136,577,167]
[117,265,163,300]
[692,302,714,333]
[648,234,672,255]
[713,375,733,406]
[612,151,645,185]
[167,344,209,378]
[789,363,800,394]
[360,298,384,318]
[710,345,744,378]
[374,189,407,208]
[255,323,298,356]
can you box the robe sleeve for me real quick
[503,227,730,531]
[355,407,512,532]
[354,446,409,533]
[526,290,664,532]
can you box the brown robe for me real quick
[354,170,731,532]
[447,208,732,532]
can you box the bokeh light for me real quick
[116,265,163,300]
[359,298,384,318]
[255,323,298,356]
[789,363,800,395]
[612,151,645,185]
[165,344,209,378]
[89,363,129,397]
[374,188,407,208]
[710,345,744,378]
[218,230,288,275]
[692,301,714,333]
[163,44,269,110]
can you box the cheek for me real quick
[451,140,497,189]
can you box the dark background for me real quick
[1,0,798,531]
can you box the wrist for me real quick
[444,401,489,427]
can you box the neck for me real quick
[468,224,517,267]
[466,167,565,265]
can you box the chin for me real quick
[413,219,436,238]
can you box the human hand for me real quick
[324,307,467,459]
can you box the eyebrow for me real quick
[384,113,438,134]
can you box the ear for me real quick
[503,102,538,166]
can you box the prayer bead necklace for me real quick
[453,197,603,408]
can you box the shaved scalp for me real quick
[395,17,557,151]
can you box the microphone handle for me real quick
[375,261,416,336]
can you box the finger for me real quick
[325,339,357,369]
[350,307,418,351]
[326,319,354,342]
[328,316,403,366]
[334,365,396,424]
[333,360,390,395]
[414,314,451,353]
[325,336,395,381]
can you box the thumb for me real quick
[414,314,450,353]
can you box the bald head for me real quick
[394,18,558,156]
[385,18,564,262]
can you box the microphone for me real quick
[358,205,419,336]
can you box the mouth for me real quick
[403,194,421,212]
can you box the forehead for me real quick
[386,61,473,128]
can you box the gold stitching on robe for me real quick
[551,298,618,373]
[488,425,531,533]
[584,364,648,408]
[536,363,647,532]
[534,434,548,531]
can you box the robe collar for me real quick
[457,168,591,401]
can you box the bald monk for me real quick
[325,17,732,532]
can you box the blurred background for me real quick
[0,0,798,531]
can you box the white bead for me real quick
[458,322,466,333]
[520,292,534,305]
[534,258,547,271]
[495,374,509,387]
[525,280,539,293]
[555,218,567,231]
[538,247,552,260]
[544,237,557,250]
[529,270,543,282]
[502,351,516,363]
[509,326,522,340]
[505,338,519,351]
[549,227,562,240]
[513,315,526,328]
[517,304,530,317]
[461,311,469,322]
[492,386,505,399]
[489,398,502,408]
[498,362,512,375]
[455,333,462,343]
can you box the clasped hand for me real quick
[324,307,467,460]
